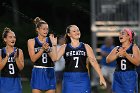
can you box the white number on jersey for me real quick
[121,59,126,70]
[42,53,48,63]
[9,64,15,74]
[73,57,79,68]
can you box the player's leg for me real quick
[45,90,55,93]
[32,89,41,93]
[55,71,63,93]
[56,81,62,93]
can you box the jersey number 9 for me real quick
[9,64,15,74]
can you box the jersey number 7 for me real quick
[73,57,79,68]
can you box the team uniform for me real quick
[31,37,56,90]
[112,44,138,93]
[0,47,22,93]
[62,42,91,93]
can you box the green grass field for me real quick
[22,81,32,93]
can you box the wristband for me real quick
[52,44,57,46]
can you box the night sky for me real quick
[0,0,90,58]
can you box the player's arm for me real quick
[125,44,140,66]
[56,44,66,61]
[86,58,90,76]
[27,39,44,63]
[15,49,24,70]
[85,44,106,88]
[106,47,119,63]
[48,34,57,62]
[0,49,9,70]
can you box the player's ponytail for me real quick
[65,25,72,43]
[33,17,47,28]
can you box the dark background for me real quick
[0,0,90,58]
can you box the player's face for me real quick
[119,30,130,43]
[4,31,16,47]
[37,24,49,37]
[68,25,81,40]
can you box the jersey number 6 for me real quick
[121,59,126,70]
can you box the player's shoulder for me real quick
[133,44,138,47]
[83,43,91,48]
[28,38,35,44]
[28,38,34,42]
[132,44,139,50]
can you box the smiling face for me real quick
[4,31,16,47]
[119,30,130,43]
[37,23,49,37]
[68,25,81,40]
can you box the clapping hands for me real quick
[116,47,127,57]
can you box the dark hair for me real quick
[131,30,135,44]
[33,17,47,28]
[2,27,11,39]
[65,25,73,43]
[2,27,12,44]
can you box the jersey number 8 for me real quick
[42,53,48,63]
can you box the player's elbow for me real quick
[18,66,24,71]
[135,61,140,66]
[0,67,3,70]
[0,65,4,70]
[30,58,36,63]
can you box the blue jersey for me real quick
[116,44,136,71]
[31,37,56,90]
[100,45,116,67]
[34,37,54,67]
[62,43,91,93]
[64,42,87,72]
[0,47,20,77]
[0,47,22,93]
[113,44,138,93]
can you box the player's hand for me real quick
[49,34,57,46]
[42,42,50,51]
[6,52,10,57]
[14,48,19,59]
[99,77,107,89]
[118,47,127,57]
